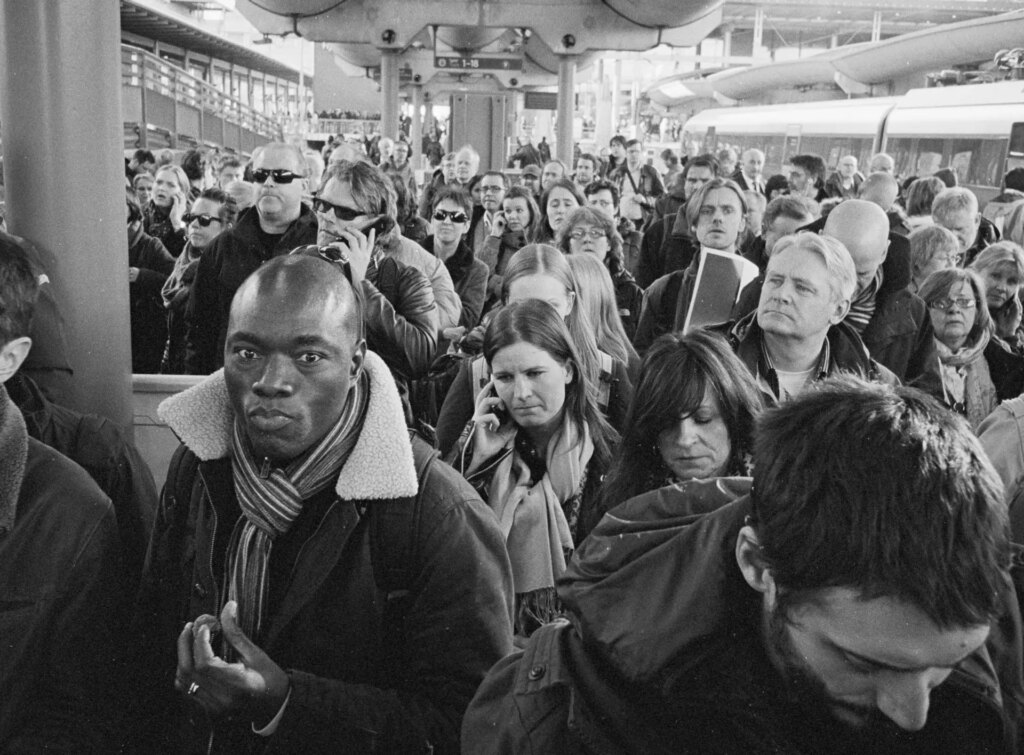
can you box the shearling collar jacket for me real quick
[131,350,515,754]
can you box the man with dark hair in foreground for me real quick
[463,376,1024,754]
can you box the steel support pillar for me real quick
[410,84,423,167]
[594,58,612,150]
[380,49,400,140]
[0,1,132,426]
[556,56,576,167]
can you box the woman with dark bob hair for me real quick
[449,299,618,636]
[598,329,765,515]
[557,205,643,340]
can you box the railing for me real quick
[121,45,283,152]
[308,117,382,137]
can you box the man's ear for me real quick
[736,525,776,602]
[0,337,32,384]
[829,295,852,325]
[350,338,367,381]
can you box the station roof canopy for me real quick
[646,8,1024,106]
[121,0,307,84]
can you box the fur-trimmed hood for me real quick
[158,350,418,500]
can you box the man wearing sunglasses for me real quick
[314,160,461,334]
[184,142,318,375]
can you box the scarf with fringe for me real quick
[487,420,593,634]
[226,372,368,646]
[935,331,996,429]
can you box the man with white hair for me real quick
[933,187,1000,266]
[734,148,765,194]
[824,155,862,199]
[868,152,895,174]
[725,232,894,402]
[733,199,932,381]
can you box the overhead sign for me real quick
[434,55,523,71]
[524,91,558,110]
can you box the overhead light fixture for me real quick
[253,34,273,45]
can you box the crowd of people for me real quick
[3,129,1024,752]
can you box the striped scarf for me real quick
[845,269,882,334]
[226,371,369,647]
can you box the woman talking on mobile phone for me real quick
[144,164,192,258]
[448,299,617,638]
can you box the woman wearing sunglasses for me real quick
[422,187,488,333]
[160,188,236,373]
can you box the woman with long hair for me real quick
[969,241,1024,346]
[566,253,640,378]
[143,164,192,258]
[535,178,585,244]
[598,329,764,516]
[558,205,643,341]
[479,186,540,315]
[435,244,633,455]
[450,299,617,636]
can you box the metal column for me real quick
[0,1,132,426]
[556,56,576,166]
[410,85,423,167]
[380,49,400,140]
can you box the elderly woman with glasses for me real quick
[915,268,1007,427]
[557,205,643,340]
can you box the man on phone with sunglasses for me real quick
[184,142,318,375]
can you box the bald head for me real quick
[858,172,900,211]
[823,200,891,293]
[224,254,366,462]
[230,255,362,345]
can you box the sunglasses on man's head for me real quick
[252,168,302,185]
[312,196,365,221]
[183,213,221,227]
[433,209,468,224]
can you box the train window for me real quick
[1010,123,1024,157]
[954,138,1006,188]
[888,138,917,178]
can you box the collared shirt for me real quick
[757,335,831,402]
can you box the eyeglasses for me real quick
[312,196,364,221]
[183,213,222,227]
[252,168,303,185]
[930,297,976,311]
[433,209,468,223]
[942,253,965,265]
[569,227,607,241]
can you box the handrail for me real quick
[121,45,282,139]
